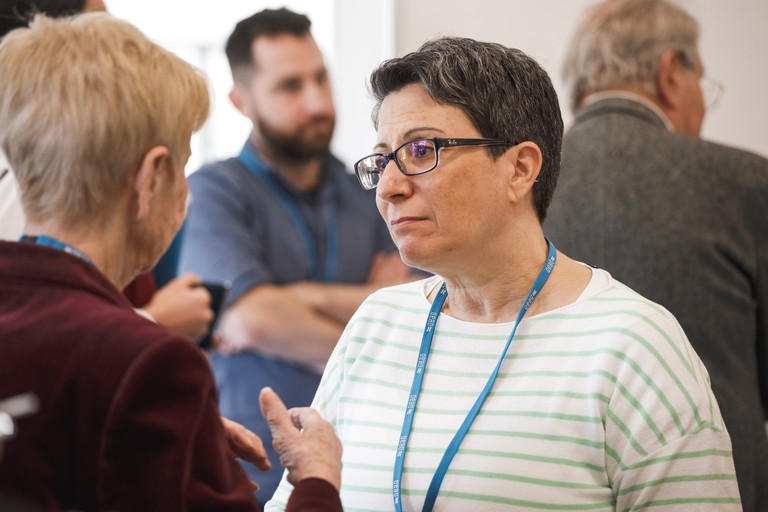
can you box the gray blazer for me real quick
[545,97,768,511]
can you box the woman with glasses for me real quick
[267,36,741,512]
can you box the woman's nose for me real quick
[376,158,411,202]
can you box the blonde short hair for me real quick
[563,0,700,112]
[0,13,210,225]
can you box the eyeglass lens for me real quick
[356,139,440,189]
[700,76,723,108]
[398,140,437,174]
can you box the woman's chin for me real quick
[396,246,434,274]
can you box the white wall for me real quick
[109,0,767,172]
[389,0,768,158]
[332,0,395,167]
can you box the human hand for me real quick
[221,416,271,470]
[259,387,342,491]
[221,416,270,492]
[366,252,412,285]
[215,302,263,355]
[143,273,213,340]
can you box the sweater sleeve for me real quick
[99,337,258,511]
[286,478,342,512]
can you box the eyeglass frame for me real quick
[676,50,724,109]
[699,75,724,109]
[353,137,511,190]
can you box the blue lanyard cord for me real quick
[392,284,447,510]
[238,144,338,282]
[393,239,557,512]
[19,235,94,265]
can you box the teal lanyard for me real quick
[238,144,338,282]
[392,238,557,512]
[20,235,94,266]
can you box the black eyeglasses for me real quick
[353,137,511,190]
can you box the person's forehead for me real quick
[251,33,324,78]
[376,84,476,143]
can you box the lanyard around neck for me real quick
[238,144,338,282]
[393,238,557,512]
[19,235,94,265]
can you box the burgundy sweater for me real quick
[0,241,340,512]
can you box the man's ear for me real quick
[229,83,251,118]
[656,49,686,110]
[505,142,542,205]
[133,145,170,221]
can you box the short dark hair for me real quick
[0,0,85,38]
[225,7,311,82]
[369,36,564,222]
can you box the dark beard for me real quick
[257,116,335,164]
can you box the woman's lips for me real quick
[390,216,425,228]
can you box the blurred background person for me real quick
[544,1,767,509]
[268,36,740,511]
[179,7,414,502]
[0,12,342,511]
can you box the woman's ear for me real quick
[506,141,542,205]
[133,145,170,221]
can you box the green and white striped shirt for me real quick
[266,269,740,511]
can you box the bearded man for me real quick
[179,8,415,504]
